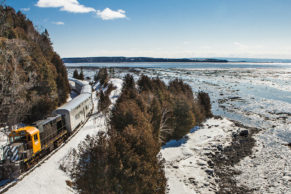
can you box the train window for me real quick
[34,134,38,142]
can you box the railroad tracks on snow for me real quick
[0,112,93,193]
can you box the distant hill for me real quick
[217,58,291,63]
[63,57,228,63]
[0,5,70,126]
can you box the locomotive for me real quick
[0,78,93,176]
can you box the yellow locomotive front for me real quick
[5,127,41,162]
[0,126,42,180]
[1,127,41,170]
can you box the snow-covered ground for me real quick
[3,78,123,194]
[143,68,291,193]
[66,67,291,193]
[162,118,242,194]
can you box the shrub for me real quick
[79,68,84,80]
[95,68,109,85]
[105,83,117,97]
[73,69,79,79]
[98,90,111,114]
[198,91,212,118]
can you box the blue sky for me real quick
[5,0,291,59]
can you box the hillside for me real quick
[0,6,70,127]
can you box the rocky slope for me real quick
[0,5,70,127]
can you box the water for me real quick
[65,62,291,69]
[67,64,291,142]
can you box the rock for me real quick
[239,130,249,137]
[188,177,196,184]
[197,160,207,166]
[205,169,214,176]
[217,144,223,151]
[173,165,179,169]
[207,160,214,168]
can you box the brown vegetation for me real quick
[98,90,111,114]
[67,74,212,193]
[73,68,84,80]
[0,5,70,127]
[94,67,109,86]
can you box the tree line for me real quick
[66,72,212,194]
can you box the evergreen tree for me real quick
[95,68,109,85]
[198,91,212,118]
[172,100,195,140]
[73,69,79,79]
[98,90,111,114]
[79,68,84,80]
[94,71,98,82]
[109,67,115,78]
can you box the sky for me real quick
[4,0,291,59]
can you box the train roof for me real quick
[80,85,92,94]
[33,115,62,127]
[68,78,89,87]
[11,126,38,136]
[55,93,91,112]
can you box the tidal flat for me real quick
[67,66,291,193]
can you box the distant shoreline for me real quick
[64,61,290,64]
[62,57,228,63]
[64,62,291,70]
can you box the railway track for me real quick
[0,107,94,193]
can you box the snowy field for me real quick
[68,66,291,193]
[161,118,241,193]
[139,67,291,193]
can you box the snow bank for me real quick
[161,118,239,194]
[0,131,8,148]
[107,78,123,104]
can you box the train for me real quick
[0,78,93,177]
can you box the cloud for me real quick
[36,0,128,21]
[52,21,65,25]
[21,8,30,12]
[36,0,95,13]
[97,8,127,20]
[233,42,248,49]
[183,41,190,45]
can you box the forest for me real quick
[65,71,212,194]
[0,5,70,127]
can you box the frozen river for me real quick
[67,64,291,193]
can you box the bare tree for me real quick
[159,107,173,143]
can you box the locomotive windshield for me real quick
[9,131,28,143]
